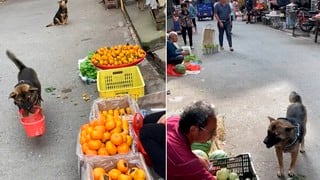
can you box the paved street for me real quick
[168,19,320,180]
[0,0,164,179]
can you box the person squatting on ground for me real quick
[167,100,218,180]
[186,0,197,31]
[139,111,166,178]
[167,31,189,65]
[214,0,234,51]
[179,3,194,48]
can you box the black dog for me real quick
[46,0,68,27]
[6,50,42,114]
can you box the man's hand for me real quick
[270,0,278,5]
[181,50,190,56]
[219,21,224,28]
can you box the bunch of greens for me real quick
[80,52,97,79]
[184,54,202,64]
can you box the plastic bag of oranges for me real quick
[82,153,152,180]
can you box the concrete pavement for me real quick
[0,0,164,179]
[167,19,320,180]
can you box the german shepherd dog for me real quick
[263,91,307,177]
[46,0,68,27]
[6,50,43,114]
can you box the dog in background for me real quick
[46,0,68,27]
[6,50,43,114]
[263,91,307,177]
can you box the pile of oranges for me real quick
[93,159,146,180]
[90,44,146,68]
[80,107,133,156]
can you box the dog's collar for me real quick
[278,117,301,149]
[15,80,33,88]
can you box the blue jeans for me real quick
[217,21,232,48]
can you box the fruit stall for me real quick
[77,44,163,180]
[191,115,259,180]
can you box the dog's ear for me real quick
[9,91,17,99]
[267,116,276,122]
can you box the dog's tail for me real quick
[46,23,54,27]
[289,91,302,103]
[6,50,27,71]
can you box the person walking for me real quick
[186,0,197,31]
[179,3,194,48]
[245,0,253,24]
[214,0,234,51]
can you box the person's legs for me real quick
[225,22,233,49]
[187,26,193,47]
[192,18,197,29]
[143,111,165,124]
[181,27,187,45]
[168,55,184,65]
[217,23,224,48]
[140,124,165,178]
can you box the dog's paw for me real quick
[277,171,284,177]
[288,170,295,177]
[300,149,305,153]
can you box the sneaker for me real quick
[191,46,194,49]
[220,46,224,50]
[230,47,234,52]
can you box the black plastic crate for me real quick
[210,153,259,180]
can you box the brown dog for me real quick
[6,50,42,114]
[46,0,68,27]
[263,91,307,177]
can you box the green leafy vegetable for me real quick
[80,53,97,79]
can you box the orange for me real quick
[88,140,102,150]
[81,143,89,153]
[110,133,123,146]
[133,169,146,180]
[105,141,117,155]
[115,119,122,128]
[125,107,131,114]
[96,118,105,126]
[98,147,109,156]
[93,167,106,180]
[81,129,87,137]
[110,126,122,134]
[127,167,138,178]
[118,174,132,180]
[81,123,89,131]
[117,143,130,154]
[85,149,97,156]
[119,108,126,115]
[108,168,121,180]
[90,119,98,127]
[108,109,113,115]
[80,135,86,145]
[117,159,129,173]
[122,119,129,131]
[126,135,133,146]
[94,125,105,133]
[91,130,103,140]
[86,126,94,135]
[105,119,116,131]
[101,131,111,143]
[102,110,108,117]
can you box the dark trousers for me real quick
[140,111,166,178]
[181,26,193,46]
[168,55,184,65]
[217,21,232,48]
[191,18,197,29]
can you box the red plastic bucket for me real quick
[19,107,46,137]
